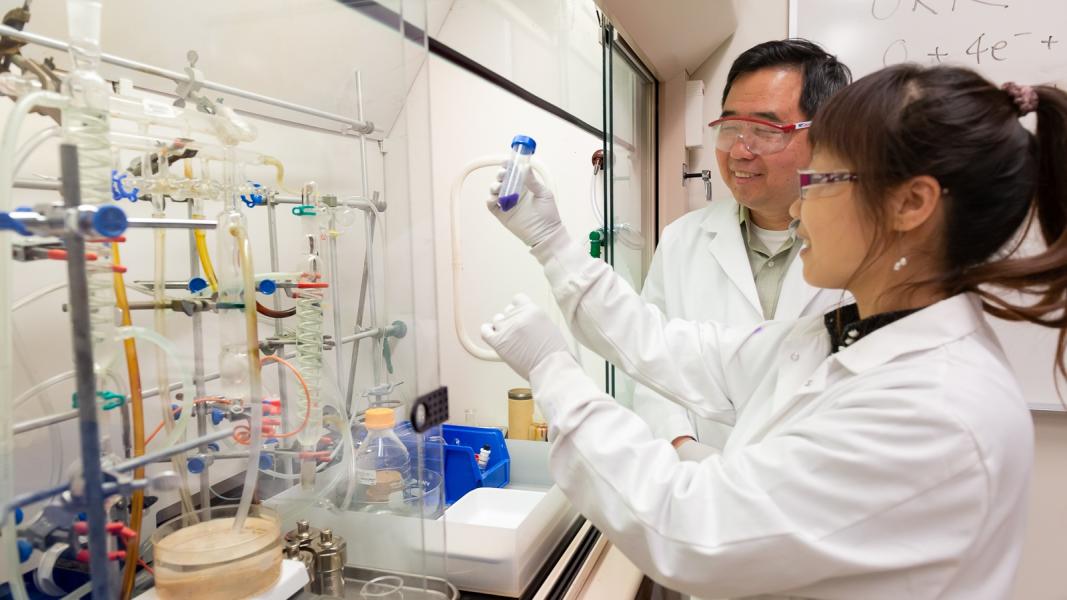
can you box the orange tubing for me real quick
[232,354,312,444]
[145,353,314,447]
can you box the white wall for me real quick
[684,2,1067,598]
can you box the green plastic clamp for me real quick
[72,390,127,411]
[291,205,317,217]
[589,230,605,259]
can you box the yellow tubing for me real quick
[187,160,220,294]
[231,223,263,531]
[194,230,218,293]
[112,243,144,600]
[261,155,297,195]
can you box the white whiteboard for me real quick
[790,0,1067,411]
[789,0,1067,87]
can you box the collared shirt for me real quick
[738,207,800,319]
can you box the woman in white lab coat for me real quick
[479,64,1067,599]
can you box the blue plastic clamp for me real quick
[240,181,265,208]
[14,507,23,525]
[187,457,205,474]
[0,210,30,236]
[171,403,181,419]
[257,279,277,295]
[92,205,128,238]
[17,539,32,563]
[259,454,273,470]
[111,171,140,202]
[211,408,225,426]
[188,277,209,294]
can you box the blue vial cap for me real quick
[188,277,209,293]
[257,279,277,295]
[211,408,225,426]
[17,539,32,563]
[510,135,536,154]
[187,457,205,474]
[259,454,274,470]
[14,507,23,525]
[93,205,128,238]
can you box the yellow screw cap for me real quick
[365,407,395,430]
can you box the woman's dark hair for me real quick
[810,63,1067,380]
[722,39,852,119]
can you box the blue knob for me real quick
[0,211,30,236]
[187,457,205,474]
[259,454,274,470]
[93,205,128,238]
[17,539,32,563]
[188,277,209,293]
[211,408,225,426]
[257,279,277,295]
[14,507,23,525]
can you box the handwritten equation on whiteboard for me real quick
[793,0,1067,86]
[874,1,1058,65]
[871,1,1061,67]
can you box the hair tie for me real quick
[1001,81,1038,116]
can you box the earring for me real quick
[893,256,908,272]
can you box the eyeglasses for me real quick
[798,170,859,200]
[708,116,812,156]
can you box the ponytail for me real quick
[966,85,1067,382]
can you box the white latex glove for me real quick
[480,293,571,380]
[676,439,720,462]
[487,166,564,247]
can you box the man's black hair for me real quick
[722,39,852,119]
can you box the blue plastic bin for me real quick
[440,424,510,505]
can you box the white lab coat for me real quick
[526,228,1033,600]
[634,199,847,448]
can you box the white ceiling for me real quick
[595,0,737,80]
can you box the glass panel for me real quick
[604,26,656,408]
[4,0,444,596]
[434,52,608,434]
[434,0,603,129]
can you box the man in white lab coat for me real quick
[634,40,852,457]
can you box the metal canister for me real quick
[528,421,548,441]
[284,519,320,552]
[311,528,347,596]
[284,540,316,591]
